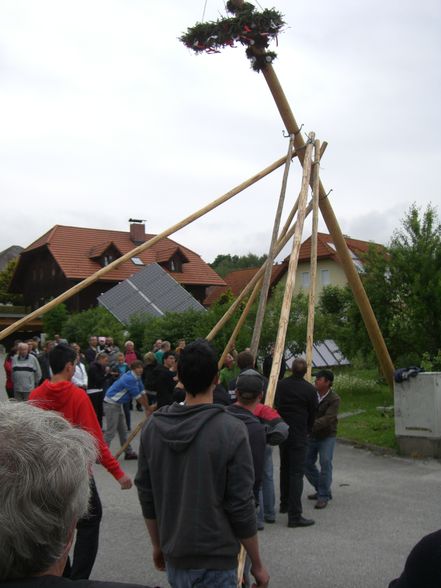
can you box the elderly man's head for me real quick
[17,342,29,357]
[0,402,97,580]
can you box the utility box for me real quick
[394,372,441,457]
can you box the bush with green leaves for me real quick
[62,306,125,349]
[42,303,69,339]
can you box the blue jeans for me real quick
[257,445,276,525]
[166,564,237,588]
[305,436,336,501]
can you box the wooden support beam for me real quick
[259,60,395,389]
[218,277,263,370]
[265,134,315,409]
[0,154,291,342]
[305,139,321,381]
[250,134,295,358]
[206,198,314,342]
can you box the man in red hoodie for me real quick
[30,343,132,580]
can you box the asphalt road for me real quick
[92,411,441,588]
[1,364,440,587]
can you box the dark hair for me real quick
[314,369,334,383]
[237,350,254,370]
[49,344,77,375]
[163,351,177,361]
[291,358,307,377]
[177,339,218,397]
[130,360,143,370]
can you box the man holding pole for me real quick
[135,339,269,587]
[30,343,132,580]
[275,357,317,527]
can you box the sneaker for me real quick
[125,451,138,460]
[264,516,276,524]
[288,516,315,528]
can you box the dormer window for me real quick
[89,241,122,268]
[169,257,182,272]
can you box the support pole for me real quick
[206,199,313,342]
[0,154,292,342]
[305,139,321,381]
[218,277,263,370]
[250,135,295,359]
[259,58,395,389]
[265,134,315,409]
[114,416,148,459]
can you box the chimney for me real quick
[129,219,146,244]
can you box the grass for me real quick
[333,368,398,450]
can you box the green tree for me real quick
[63,306,125,349]
[210,253,267,278]
[341,204,441,365]
[42,303,69,338]
[0,259,23,305]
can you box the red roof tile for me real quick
[296,233,382,264]
[204,263,287,306]
[22,225,225,287]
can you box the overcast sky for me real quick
[1,0,440,263]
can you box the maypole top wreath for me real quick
[180,1,285,72]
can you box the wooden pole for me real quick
[305,140,321,381]
[206,199,313,342]
[258,55,395,389]
[265,134,315,409]
[250,135,295,359]
[218,277,263,370]
[0,154,292,342]
[114,416,148,459]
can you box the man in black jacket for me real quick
[275,358,318,528]
[135,340,269,588]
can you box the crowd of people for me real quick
[0,335,435,587]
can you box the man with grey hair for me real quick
[12,341,42,400]
[0,402,152,587]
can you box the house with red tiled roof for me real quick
[204,262,288,306]
[204,232,381,305]
[293,232,383,296]
[10,222,225,311]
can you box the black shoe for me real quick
[288,516,315,528]
[279,505,288,514]
[264,516,276,524]
[308,493,318,500]
[315,499,328,509]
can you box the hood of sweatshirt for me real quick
[151,403,225,453]
[31,380,77,411]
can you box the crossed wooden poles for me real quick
[0,7,395,583]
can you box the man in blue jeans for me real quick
[305,369,340,509]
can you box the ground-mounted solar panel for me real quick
[98,263,205,324]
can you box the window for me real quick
[301,271,310,288]
[169,256,182,272]
[131,257,144,266]
[320,269,330,286]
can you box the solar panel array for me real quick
[286,339,350,368]
[98,262,206,324]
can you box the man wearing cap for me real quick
[275,358,318,528]
[305,369,340,510]
[226,369,267,502]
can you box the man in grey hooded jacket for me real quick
[135,339,269,588]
